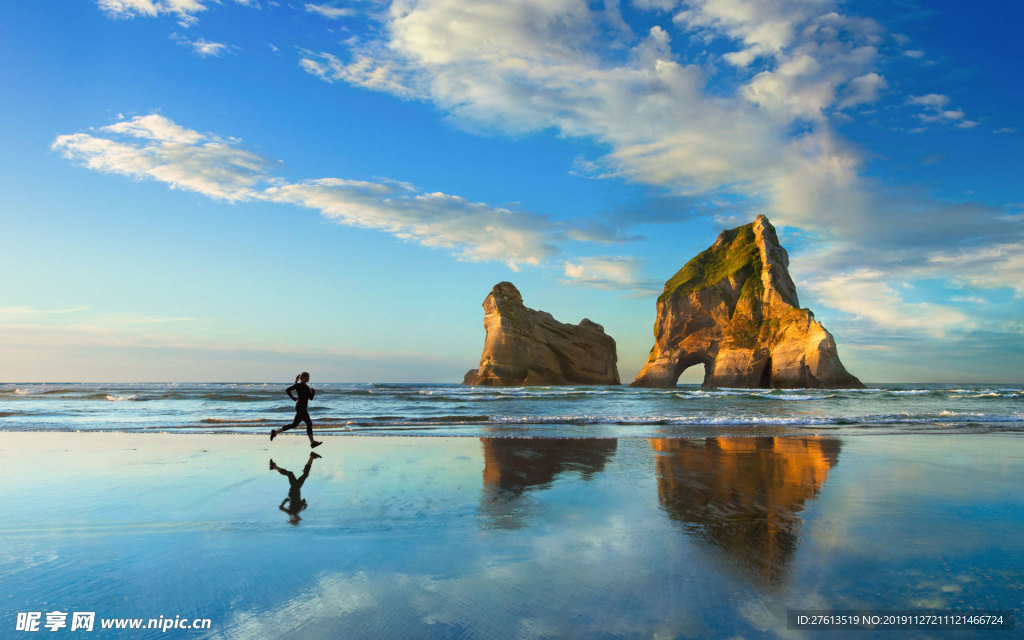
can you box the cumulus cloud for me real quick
[296,0,896,242]
[676,0,884,120]
[54,114,565,269]
[837,72,887,108]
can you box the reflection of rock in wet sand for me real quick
[481,438,617,528]
[651,437,840,585]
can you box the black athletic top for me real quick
[286,382,315,409]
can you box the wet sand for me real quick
[1,431,1022,638]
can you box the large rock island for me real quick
[632,215,863,389]
[464,282,620,386]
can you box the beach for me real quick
[2,431,1021,638]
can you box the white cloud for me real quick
[948,296,989,305]
[103,113,205,143]
[929,243,1024,297]
[802,269,973,337]
[181,38,232,57]
[264,179,559,268]
[52,114,269,202]
[300,50,424,100]
[676,0,885,121]
[98,0,207,25]
[297,0,892,238]
[766,128,868,231]
[674,0,818,58]
[907,94,973,128]
[290,1,1024,319]
[837,72,887,109]
[907,93,948,109]
[54,115,562,269]
[305,3,355,19]
[561,256,659,292]
[922,109,964,123]
[96,0,250,26]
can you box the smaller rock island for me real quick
[463,282,620,386]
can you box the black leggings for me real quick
[280,409,313,438]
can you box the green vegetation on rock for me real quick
[658,223,761,304]
[727,276,765,348]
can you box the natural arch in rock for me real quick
[632,216,862,389]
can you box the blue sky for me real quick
[1,0,1021,383]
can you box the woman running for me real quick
[270,372,321,448]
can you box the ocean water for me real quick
[1,382,1021,437]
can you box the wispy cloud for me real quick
[178,37,234,57]
[264,179,559,268]
[305,3,355,20]
[97,0,251,26]
[906,93,975,128]
[52,114,270,202]
[802,269,973,338]
[53,114,572,269]
[929,242,1024,297]
[0,306,90,317]
[561,256,661,293]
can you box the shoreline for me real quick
[4,424,1023,438]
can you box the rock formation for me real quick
[632,215,863,388]
[464,282,620,386]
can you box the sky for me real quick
[0,0,1021,383]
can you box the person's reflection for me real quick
[651,437,840,585]
[269,452,321,525]
[480,437,617,528]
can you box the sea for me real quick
[2,382,1021,438]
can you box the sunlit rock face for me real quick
[632,215,863,389]
[464,282,620,386]
[651,437,841,585]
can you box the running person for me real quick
[270,372,321,448]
